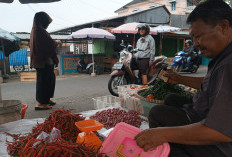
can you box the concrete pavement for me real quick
[1,74,111,119]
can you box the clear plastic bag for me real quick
[33,127,61,147]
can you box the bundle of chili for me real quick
[6,108,107,156]
[32,108,85,142]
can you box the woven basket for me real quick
[134,89,164,104]
[133,89,164,117]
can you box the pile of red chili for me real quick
[6,108,107,157]
[90,108,143,129]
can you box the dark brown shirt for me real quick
[184,43,232,156]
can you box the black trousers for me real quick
[36,65,56,104]
[148,94,227,157]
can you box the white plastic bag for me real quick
[33,127,61,147]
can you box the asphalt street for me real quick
[1,66,207,119]
[1,74,110,119]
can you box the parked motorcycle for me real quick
[108,41,168,96]
[171,51,202,73]
[77,53,99,74]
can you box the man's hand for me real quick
[149,61,153,67]
[134,128,166,152]
[135,123,232,152]
[163,70,181,85]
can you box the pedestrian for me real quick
[30,12,60,110]
[135,24,156,85]
[135,0,232,157]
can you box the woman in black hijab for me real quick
[30,12,60,110]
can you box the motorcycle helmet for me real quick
[185,40,193,46]
[136,23,150,35]
[127,45,133,52]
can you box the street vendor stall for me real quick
[0,106,171,157]
[67,27,116,76]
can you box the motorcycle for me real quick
[171,51,202,73]
[77,56,99,74]
[108,41,168,96]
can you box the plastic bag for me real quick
[33,131,49,147]
[49,127,61,143]
[33,127,61,147]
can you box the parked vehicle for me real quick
[77,53,100,74]
[171,51,202,73]
[108,41,168,96]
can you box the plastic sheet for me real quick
[0,108,149,157]
[0,118,44,157]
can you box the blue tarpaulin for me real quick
[0,49,28,66]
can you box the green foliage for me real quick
[141,78,193,100]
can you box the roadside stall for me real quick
[0,106,171,157]
[66,27,116,76]
[152,25,181,55]
[0,58,199,157]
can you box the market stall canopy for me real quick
[0,28,20,57]
[67,27,115,75]
[153,25,181,33]
[111,22,157,35]
[0,0,60,3]
[67,28,116,40]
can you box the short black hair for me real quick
[187,0,232,27]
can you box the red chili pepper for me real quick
[6,108,106,157]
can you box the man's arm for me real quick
[163,71,204,89]
[149,37,156,62]
[179,75,204,89]
[135,122,232,151]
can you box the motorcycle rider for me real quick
[135,24,156,84]
[183,40,195,69]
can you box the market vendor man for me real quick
[135,0,232,157]
[135,24,156,85]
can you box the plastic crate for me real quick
[93,95,120,110]
[101,122,170,157]
[118,84,143,111]
[119,93,143,114]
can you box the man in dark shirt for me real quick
[135,0,232,157]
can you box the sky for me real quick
[0,0,131,33]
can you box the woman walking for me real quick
[30,12,60,110]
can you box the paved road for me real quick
[1,66,207,119]
[1,74,111,119]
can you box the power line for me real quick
[27,4,36,12]
[31,4,76,25]
[26,4,69,28]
